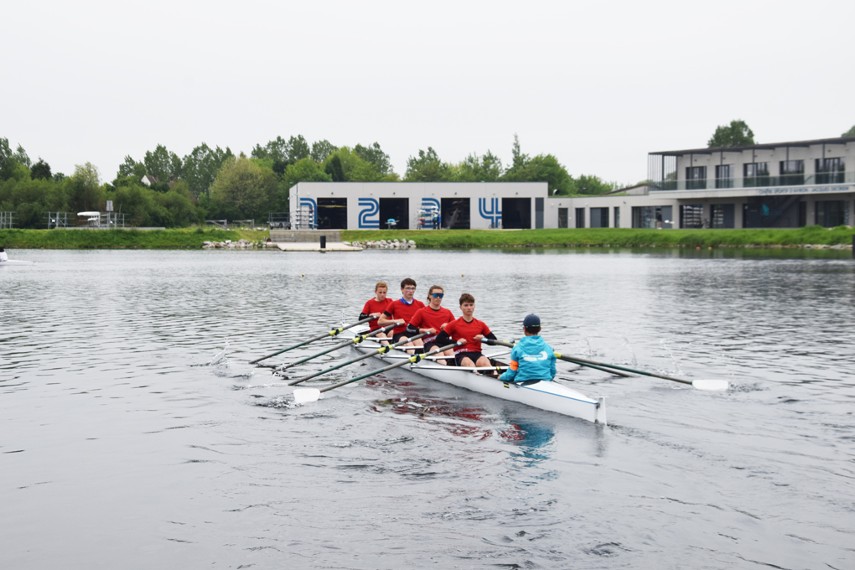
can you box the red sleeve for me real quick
[410,310,424,328]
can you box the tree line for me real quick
[0,135,617,229]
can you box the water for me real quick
[2,249,854,569]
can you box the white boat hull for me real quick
[350,341,606,425]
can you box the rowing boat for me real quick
[348,336,607,424]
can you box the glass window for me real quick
[715,164,732,188]
[686,166,707,190]
[744,162,769,187]
[779,160,805,185]
[815,158,845,184]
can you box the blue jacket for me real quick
[498,335,556,383]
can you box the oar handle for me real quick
[319,341,463,393]
[250,316,373,364]
[287,330,430,386]
[485,339,631,378]
[280,324,396,371]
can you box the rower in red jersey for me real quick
[407,284,456,365]
[378,277,426,347]
[359,281,392,334]
[437,293,497,367]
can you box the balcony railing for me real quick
[653,171,852,191]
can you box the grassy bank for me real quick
[2,226,853,250]
[343,227,855,249]
[0,227,269,249]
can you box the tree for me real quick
[116,155,146,181]
[708,120,755,148]
[182,143,233,199]
[575,174,616,195]
[143,144,182,189]
[67,163,104,212]
[451,151,503,182]
[31,158,52,180]
[311,139,337,162]
[842,125,855,137]
[504,153,574,194]
[354,142,393,176]
[282,157,331,191]
[0,138,31,181]
[209,156,277,220]
[252,135,311,175]
[404,147,451,182]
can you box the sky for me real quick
[2,0,853,187]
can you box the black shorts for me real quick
[392,332,411,344]
[454,351,484,366]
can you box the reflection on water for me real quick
[1,249,854,569]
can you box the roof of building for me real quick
[650,136,855,157]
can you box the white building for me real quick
[288,136,855,230]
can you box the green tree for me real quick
[31,158,52,180]
[252,135,311,175]
[842,125,855,137]
[67,163,104,212]
[143,144,182,189]
[575,174,616,195]
[0,138,31,181]
[311,139,337,162]
[182,143,233,199]
[354,142,393,176]
[451,151,503,182]
[282,157,332,191]
[209,156,277,220]
[504,154,574,194]
[708,120,756,148]
[404,147,451,181]
[116,155,146,181]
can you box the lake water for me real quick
[1,248,854,569]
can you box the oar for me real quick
[249,316,374,365]
[287,331,430,386]
[484,339,631,378]
[553,353,729,391]
[485,339,727,390]
[270,323,396,372]
[293,341,463,405]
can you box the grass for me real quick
[0,227,269,249]
[342,226,855,249]
[2,226,853,250]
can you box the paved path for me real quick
[276,242,362,252]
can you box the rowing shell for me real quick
[349,338,607,425]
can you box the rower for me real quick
[436,293,496,368]
[378,277,426,351]
[406,284,456,365]
[499,314,556,383]
[359,281,392,343]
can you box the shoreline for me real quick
[1,226,853,250]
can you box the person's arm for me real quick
[499,346,519,382]
[377,308,397,327]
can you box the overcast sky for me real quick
[2,0,853,186]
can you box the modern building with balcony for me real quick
[551,136,855,230]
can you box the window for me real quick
[779,160,804,185]
[815,200,848,226]
[715,164,732,188]
[686,166,707,190]
[744,162,769,187]
[575,208,585,228]
[815,157,845,184]
[590,207,609,228]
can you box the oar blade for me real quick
[293,388,322,405]
[692,379,729,391]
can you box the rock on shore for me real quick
[345,239,416,250]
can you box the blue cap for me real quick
[523,314,541,329]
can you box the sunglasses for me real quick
[430,292,444,298]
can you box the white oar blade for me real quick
[293,388,322,405]
[692,379,729,391]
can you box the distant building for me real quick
[288,137,854,230]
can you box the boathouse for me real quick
[287,136,854,230]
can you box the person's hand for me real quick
[474,334,484,341]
